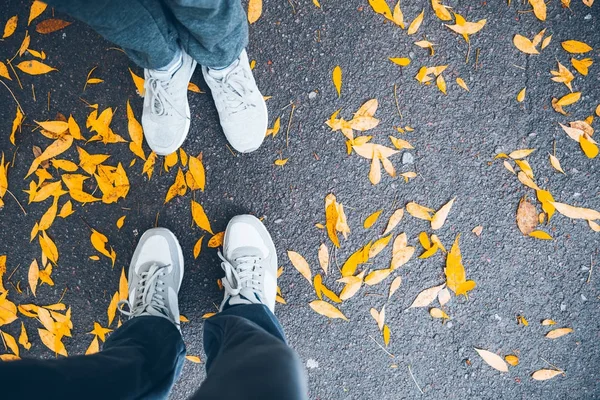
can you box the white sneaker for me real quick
[142,50,197,156]
[202,50,268,153]
[118,228,184,330]
[219,215,278,312]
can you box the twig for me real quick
[6,189,26,215]
[512,64,526,70]
[408,365,424,395]
[540,357,563,372]
[286,103,296,148]
[0,79,24,112]
[474,48,481,70]
[6,263,21,282]
[31,84,36,102]
[47,91,50,112]
[57,286,68,303]
[287,0,296,13]
[7,61,22,89]
[155,211,160,228]
[393,84,402,120]
[225,144,237,157]
[465,41,471,64]
[587,254,593,284]
[368,335,395,358]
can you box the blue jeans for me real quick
[0,304,307,399]
[44,0,248,69]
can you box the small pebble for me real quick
[581,294,587,302]
[446,321,453,328]
[308,91,317,100]
[402,152,414,165]
[494,314,502,321]
[274,219,283,224]
[561,302,567,311]
[584,14,592,20]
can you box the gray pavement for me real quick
[1,0,599,399]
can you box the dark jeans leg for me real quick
[163,0,248,69]
[43,0,180,69]
[0,316,185,400]
[191,304,308,400]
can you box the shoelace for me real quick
[212,64,256,116]
[118,263,169,319]
[146,74,187,118]
[218,251,263,297]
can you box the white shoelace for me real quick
[211,63,256,116]
[146,76,176,117]
[118,263,169,318]
[218,251,263,297]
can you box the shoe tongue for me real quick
[208,60,239,79]
[230,247,263,265]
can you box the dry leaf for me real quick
[208,232,224,248]
[549,154,565,174]
[332,66,342,97]
[392,0,404,28]
[529,0,546,21]
[542,319,556,326]
[431,0,452,21]
[287,251,312,284]
[407,9,424,35]
[571,58,593,76]
[116,216,126,229]
[368,0,393,20]
[388,276,402,299]
[406,202,434,220]
[85,336,99,355]
[318,243,329,274]
[456,77,469,91]
[546,327,573,339]
[517,197,538,235]
[438,287,451,306]
[370,305,385,331]
[541,35,552,49]
[505,355,519,366]
[309,300,348,321]
[517,88,526,103]
[409,283,445,308]
[18,321,31,350]
[561,40,593,54]
[382,208,404,235]
[532,369,563,380]
[550,201,600,221]
[28,259,39,297]
[556,92,581,107]
[474,348,509,372]
[529,230,553,240]
[365,269,392,285]
[341,242,372,277]
[382,324,390,346]
[16,60,57,75]
[389,57,411,67]
[430,307,449,319]
[513,35,539,54]
[364,210,383,229]
[36,19,72,34]
[431,198,455,230]
[2,16,18,39]
[247,0,263,24]
[191,200,214,234]
[28,1,47,25]
[186,355,202,363]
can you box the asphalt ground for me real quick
[0,0,599,399]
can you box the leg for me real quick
[193,304,307,400]
[44,0,179,69]
[191,215,308,399]
[0,316,185,400]
[163,0,248,69]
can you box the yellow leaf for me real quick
[2,16,18,39]
[118,267,128,302]
[548,154,565,173]
[419,232,431,249]
[505,355,519,366]
[389,136,414,150]
[287,251,312,284]
[313,0,321,8]
[517,88,526,102]
[338,271,365,301]
[551,201,600,221]
[409,284,445,308]
[364,269,392,285]
[546,327,573,339]
[382,208,404,235]
[107,292,119,326]
[18,32,31,57]
[9,106,23,145]
[1,331,19,357]
[364,210,383,229]
[429,307,449,319]
[509,148,535,159]
[39,232,58,264]
[332,65,342,97]
[202,312,216,319]
[38,197,58,231]
[431,197,455,230]
[187,154,206,191]
[193,236,204,259]
[164,168,187,203]
[571,58,593,76]
[474,348,508,372]
[85,335,99,355]
[407,9,424,35]
[513,35,539,54]
[28,1,48,25]
[313,274,323,299]
[436,74,447,95]
[389,57,411,67]
[388,276,402,299]
[541,319,556,326]
[274,158,288,166]
[556,92,581,106]
[129,68,145,96]
[16,60,57,75]
[438,287,451,305]
[126,100,145,160]
[580,135,599,159]
[536,189,556,220]
[529,0,546,20]
[406,201,434,220]
[187,82,203,93]
[247,0,262,24]
[532,369,563,380]
[370,305,385,331]
[392,0,404,28]
[368,0,393,20]
[561,40,593,54]
[529,230,552,241]
[382,324,391,346]
[445,16,486,40]
[19,321,31,350]
[164,151,178,172]
[38,328,67,356]
[431,0,452,21]
[27,134,74,177]
[419,243,439,259]
[341,242,372,277]
[318,243,329,274]
[208,232,224,248]
[89,255,100,261]
[369,235,392,258]
[191,200,214,234]
[309,300,348,321]
[186,355,202,363]
[115,215,126,230]
[588,220,600,232]
[456,77,469,91]
[445,234,470,294]
[90,229,116,267]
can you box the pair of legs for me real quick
[45,0,268,154]
[0,216,307,399]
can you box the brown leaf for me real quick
[36,19,72,34]
[516,197,538,235]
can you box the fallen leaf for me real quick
[18,321,31,350]
[517,197,538,235]
[517,88,526,102]
[546,327,573,339]
[318,243,329,274]
[2,16,18,39]
[16,60,57,75]
[513,35,539,54]
[529,230,552,240]
[389,57,411,67]
[431,0,452,21]
[129,68,146,96]
[541,35,552,49]
[407,9,425,35]
[1,331,19,357]
[529,0,546,20]
[532,369,563,380]
[368,0,393,20]
[474,348,508,372]
[556,92,581,107]
[186,355,202,363]
[190,200,214,234]
[561,40,593,54]
[309,300,348,321]
[382,208,404,235]
[287,251,312,284]
[164,168,187,203]
[406,202,434,220]
[549,154,565,174]
[430,307,449,319]
[438,287,451,306]
[36,19,71,34]
[388,276,402,299]
[364,210,383,229]
[505,355,519,366]
[332,66,342,97]
[383,324,391,346]
[38,328,67,356]
[456,77,469,91]
[409,283,445,308]
[392,0,404,27]
[247,0,263,24]
[365,268,392,285]
[431,198,455,230]
[370,305,386,331]
[208,232,224,248]
[28,1,47,25]
[550,201,600,220]
[571,58,593,76]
